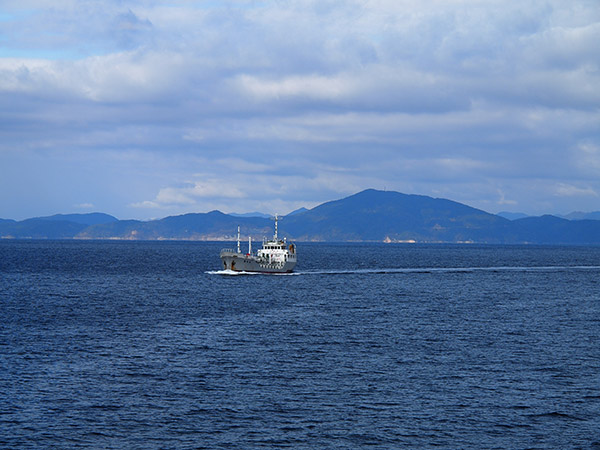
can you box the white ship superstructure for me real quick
[220,215,297,273]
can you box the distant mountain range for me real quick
[229,211,271,219]
[229,208,308,219]
[559,211,600,221]
[497,211,600,221]
[1,189,599,244]
[497,211,530,220]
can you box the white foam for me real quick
[206,266,600,276]
[205,269,258,275]
[205,269,299,276]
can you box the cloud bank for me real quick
[1,0,599,219]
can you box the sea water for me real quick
[1,240,599,449]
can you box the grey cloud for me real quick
[0,0,599,219]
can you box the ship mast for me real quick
[274,214,278,241]
[237,226,241,254]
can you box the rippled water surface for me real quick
[1,241,600,449]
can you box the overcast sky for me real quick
[1,0,599,220]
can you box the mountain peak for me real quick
[33,212,118,226]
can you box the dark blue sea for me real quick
[1,240,599,449]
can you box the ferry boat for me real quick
[220,215,297,273]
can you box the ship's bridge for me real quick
[263,242,286,250]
